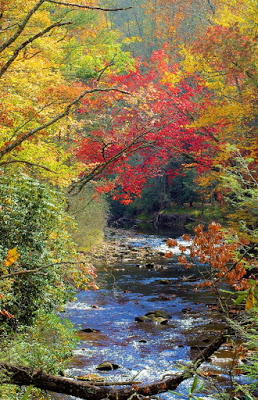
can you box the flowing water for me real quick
[55,228,244,400]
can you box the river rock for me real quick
[182,308,192,314]
[145,263,155,269]
[135,316,148,322]
[145,310,171,319]
[135,310,171,324]
[96,362,120,371]
[160,279,170,285]
[135,315,168,324]
[80,328,100,333]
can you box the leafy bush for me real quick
[0,312,79,399]
[0,172,89,328]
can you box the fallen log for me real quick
[0,330,229,399]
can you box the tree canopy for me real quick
[0,0,257,399]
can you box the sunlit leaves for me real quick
[4,247,20,267]
[75,48,218,202]
[0,172,97,325]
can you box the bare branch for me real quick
[46,0,132,12]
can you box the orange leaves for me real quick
[1,309,14,318]
[182,233,191,241]
[165,251,173,258]
[167,223,254,293]
[179,244,187,252]
[166,238,177,247]
[4,247,20,267]
[178,255,187,265]
[193,223,204,235]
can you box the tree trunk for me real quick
[0,330,228,400]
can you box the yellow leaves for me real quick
[162,70,182,88]
[4,247,20,267]
[212,0,257,32]
[179,45,199,75]
[245,293,257,310]
[193,101,253,134]
[123,36,142,44]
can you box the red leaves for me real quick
[74,49,218,202]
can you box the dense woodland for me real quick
[0,0,257,399]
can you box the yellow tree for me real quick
[178,0,257,218]
[0,0,132,185]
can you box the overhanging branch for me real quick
[46,0,132,11]
[0,88,130,160]
[0,160,56,173]
[0,21,72,78]
[0,0,45,54]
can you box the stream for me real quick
[55,228,244,400]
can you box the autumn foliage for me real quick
[166,223,257,309]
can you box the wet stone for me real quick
[145,263,155,269]
[138,339,148,343]
[80,328,100,333]
[190,345,206,350]
[160,279,170,285]
[135,310,172,324]
[145,310,171,319]
[182,308,192,314]
[96,362,120,371]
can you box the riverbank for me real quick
[109,203,224,233]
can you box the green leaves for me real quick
[0,171,76,326]
[170,375,205,399]
[21,385,33,400]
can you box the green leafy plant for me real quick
[170,375,205,399]
[0,171,94,328]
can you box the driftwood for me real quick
[0,330,229,399]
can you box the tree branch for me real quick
[0,261,91,280]
[68,128,159,194]
[0,21,72,78]
[0,88,130,160]
[0,0,46,54]
[0,160,56,173]
[46,0,132,11]
[0,329,229,399]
